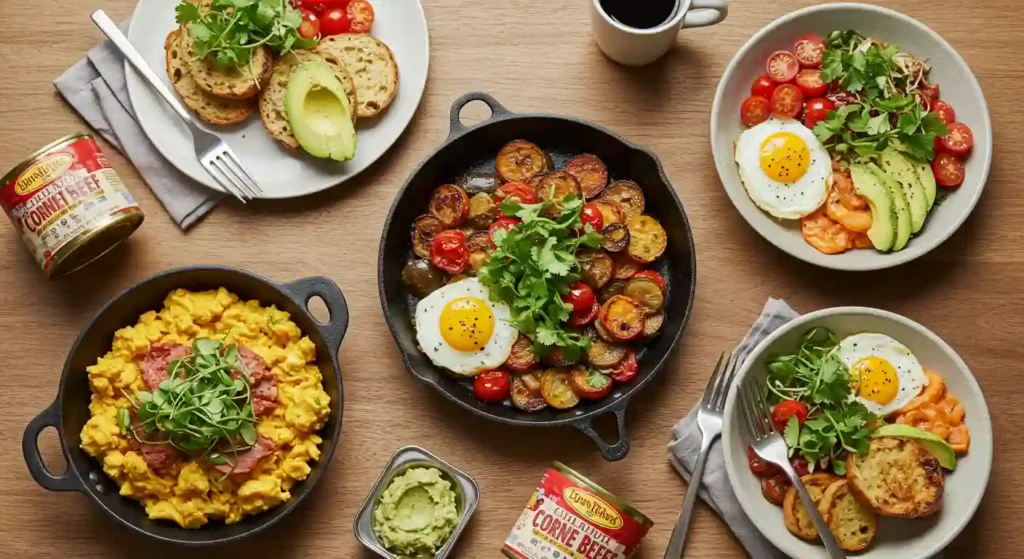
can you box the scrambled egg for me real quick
[80,288,331,528]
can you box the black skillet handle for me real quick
[448,92,512,140]
[573,405,631,462]
[282,277,350,354]
[23,399,82,492]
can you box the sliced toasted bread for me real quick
[818,479,878,552]
[847,437,944,518]
[783,473,841,540]
[315,34,398,118]
[178,26,273,100]
[258,50,357,150]
[164,30,253,125]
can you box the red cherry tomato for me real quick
[932,153,965,188]
[747,445,781,478]
[632,270,666,294]
[609,348,638,383]
[320,8,351,35]
[347,0,375,33]
[920,83,940,102]
[761,475,790,506]
[766,50,800,83]
[568,300,600,328]
[474,370,511,403]
[794,68,827,97]
[770,84,804,119]
[740,96,771,128]
[791,456,810,477]
[488,216,521,248]
[298,8,321,39]
[302,0,351,14]
[803,97,835,129]
[495,182,536,204]
[751,75,777,98]
[430,230,468,274]
[940,122,974,157]
[932,100,956,125]
[771,400,809,433]
[564,282,597,313]
[793,34,825,68]
[580,202,604,233]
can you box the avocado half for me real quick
[285,61,356,162]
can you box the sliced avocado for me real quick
[873,424,956,469]
[880,150,928,234]
[849,163,897,252]
[285,61,356,162]
[867,162,912,251]
[909,156,938,211]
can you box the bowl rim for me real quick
[721,306,993,558]
[709,2,992,271]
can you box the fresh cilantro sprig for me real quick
[477,195,602,363]
[765,328,878,475]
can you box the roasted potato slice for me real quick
[429,184,470,227]
[565,154,609,199]
[577,249,613,289]
[643,310,665,338]
[468,251,490,271]
[611,252,642,280]
[586,337,627,368]
[601,222,630,253]
[496,140,551,183]
[538,171,582,218]
[783,473,841,540]
[466,192,498,229]
[600,295,646,341]
[505,334,538,372]
[593,319,617,343]
[527,172,548,192]
[461,171,501,195]
[817,479,878,552]
[601,180,645,217]
[626,215,667,263]
[624,276,664,315]
[541,346,580,367]
[411,214,446,258]
[846,437,944,519]
[466,231,494,253]
[599,279,628,304]
[592,199,624,227]
[540,368,580,409]
[511,373,547,412]
[401,259,446,298]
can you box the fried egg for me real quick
[836,333,927,416]
[735,118,832,219]
[414,277,518,377]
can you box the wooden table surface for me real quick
[0,0,1019,557]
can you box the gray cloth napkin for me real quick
[53,22,222,230]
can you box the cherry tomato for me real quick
[932,100,956,125]
[791,456,810,477]
[747,445,781,478]
[920,83,940,102]
[347,0,375,33]
[580,202,604,233]
[568,299,600,328]
[793,34,825,68]
[564,282,597,313]
[751,75,777,98]
[740,96,771,128]
[932,153,965,188]
[803,97,835,129]
[430,230,468,274]
[474,370,511,403]
[609,348,638,383]
[771,400,808,433]
[298,8,321,39]
[940,122,974,157]
[794,68,827,97]
[570,367,614,400]
[303,0,351,13]
[632,270,666,295]
[320,8,351,35]
[766,50,800,83]
[761,475,790,506]
[495,182,536,204]
[770,84,804,119]
[488,216,521,247]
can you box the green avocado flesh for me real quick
[880,150,929,234]
[873,423,956,469]
[866,162,912,252]
[849,163,897,252]
[285,61,356,162]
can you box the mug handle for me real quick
[680,0,728,29]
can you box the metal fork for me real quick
[663,352,741,558]
[739,379,847,559]
[91,10,261,203]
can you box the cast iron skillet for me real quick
[378,92,696,461]
[22,266,348,545]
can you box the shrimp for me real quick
[826,167,873,233]
[800,208,855,254]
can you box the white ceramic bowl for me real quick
[722,307,992,559]
[710,3,992,271]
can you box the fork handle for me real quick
[781,466,847,559]
[91,10,196,128]
[663,437,713,559]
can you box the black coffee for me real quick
[599,0,678,29]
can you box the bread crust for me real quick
[847,437,945,518]
[783,473,841,540]
[315,34,399,118]
[164,30,253,125]
[818,479,878,552]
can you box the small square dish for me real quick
[354,445,480,558]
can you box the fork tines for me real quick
[202,148,262,203]
[739,378,775,439]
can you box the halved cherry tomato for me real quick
[793,34,825,68]
[302,0,351,14]
[791,456,810,477]
[747,445,781,478]
[505,335,538,372]
[770,84,804,119]
[474,370,511,403]
[771,400,809,433]
[570,366,614,400]
[347,0,375,33]
[608,348,638,382]
[932,100,956,125]
[580,202,604,233]
[932,153,965,188]
[430,230,468,274]
[320,7,351,35]
[298,9,321,39]
[740,96,771,128]
[599,296,645,341]
[568,299,599,328]
[488,216,521,247]
[761,475,790,506]
[794,68,827,97]
[632,270,666,295]
[766,50,800,83]
[751,75,777,98]
[803,97,835,129]
[495,182,536,204]
[564,282,596,313]
[920,83,940,102]
[940,122,974,157]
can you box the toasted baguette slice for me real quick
[847,437,945,518]
[783,473,841,540]
[179,26,273,100]
[316,34,398,118]
[164,30,253,125]
[818,479,877,552]
[258,50,357,150]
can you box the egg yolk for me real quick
[851,356,899,405]
[759,132,810,183]
[439,296,495,352]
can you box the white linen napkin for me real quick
[53,21,222,230]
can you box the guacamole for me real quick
[373,466,460,557]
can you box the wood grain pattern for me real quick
[0,0,1019,557]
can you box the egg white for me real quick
[414,277,518,377]
[735,118,832,220]
[836,333,927,416]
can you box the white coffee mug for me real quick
[591,0,728,66]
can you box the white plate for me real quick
[126,0,429,199]
[721,307,993,559]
